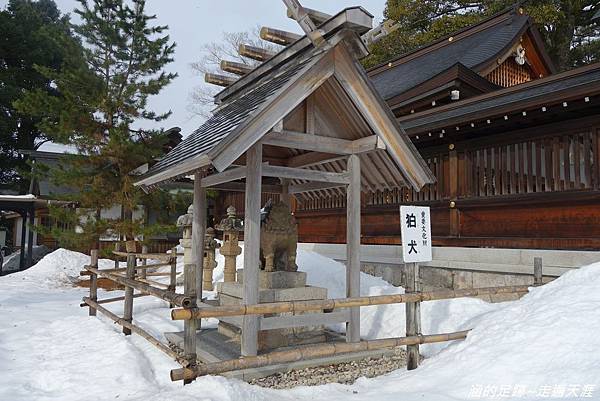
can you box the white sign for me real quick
[400,205,432,263]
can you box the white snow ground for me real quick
[0,247,599,400]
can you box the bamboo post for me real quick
[242,142,262,356]
[140,245,148,280]
[123,254,136,335]
[534,257,543,286]
[89,249,99,316]
[168,247,178,307]
[405,262,421,370]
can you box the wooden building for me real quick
[215,7,600,251]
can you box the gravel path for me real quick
[250,348,408,389]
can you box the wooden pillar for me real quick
[448,147,459,237]
[242,142,262,356]
[346,154,361,343]
[123,254,136,335]
[169,246,178,301]
[405,262,421,370]
[280,178,291,207]
[182,173,206,378]
[89,249,98,316]
[192,173,207,305]
[534,257,543,286]
[114,242,120,269]
[26,206,34,268]
[18,211,27,270]
[140,245,148,279]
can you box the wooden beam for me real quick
[209,51,335,171]
[205,73,236,87]
[264,130,382,155]
[200,166,247,187]
[282,0,324,46]
[210,182,282,193]
[238,44,276,62]
[220,60,253,76]
[305,96,316,134]
[346,154,361,343]
[263,165,349,184]
[288,181,346,194]
[286,5,331,25]
[333,44,434,190]
[286,151,346,168]
[260,27,302,46]
[241,143,262,357]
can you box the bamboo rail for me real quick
[85,265,192,308]
[83,297,189,366]
[80,292,150,307]
[170,330,470,381]
[171,284,531,320]
[112,251,181,260]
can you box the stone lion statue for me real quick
[260,200,298,272]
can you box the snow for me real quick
[1,247,599,400]
[0,194,36,200]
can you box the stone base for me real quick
[216,270,329,351]
[237,269,307,289]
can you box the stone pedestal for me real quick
[216,270,328,351]
[215,206,243,283]
[203,228,219,291]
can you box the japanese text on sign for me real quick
[400,205,432,263]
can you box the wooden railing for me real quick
[296,129,599,211]
[463,130,597,197]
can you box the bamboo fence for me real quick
[82,248,544,384]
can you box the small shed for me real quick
[136,7,434,356]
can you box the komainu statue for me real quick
[260,200,298,272]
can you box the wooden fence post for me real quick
[405,262,421,370]
[114,242,120,269]
[140,245,148,280]
[89,249,98,316]
[123,254,136,335]
[169,247,178,308]
[534,257,543,286]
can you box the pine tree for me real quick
[0,0,73,193]
[16,0,178,250]
[363,0,600,71]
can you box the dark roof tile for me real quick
[370,13,529,100]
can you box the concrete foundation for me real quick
[300,243,596,302]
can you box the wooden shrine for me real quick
[136,3,433,360]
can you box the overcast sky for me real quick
[2,0,386,144]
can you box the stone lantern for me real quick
[215,206,243,283]
[202,228,220,291]
[176,204,194,273]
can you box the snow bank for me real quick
[1,248,113,287]
[2,248,600,400]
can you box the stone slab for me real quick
[218,282,327,303]
[237,270,307,289]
